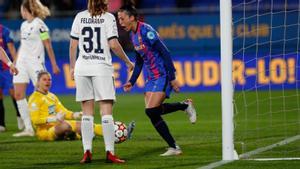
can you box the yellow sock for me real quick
[94,124,102,136]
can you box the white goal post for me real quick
[220,0,236,161]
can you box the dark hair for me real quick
[119,4,138,20]
[88,0,108,17]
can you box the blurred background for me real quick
[1,0,299,94]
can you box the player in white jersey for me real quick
[69,0,133,164]
[13,0,60,137]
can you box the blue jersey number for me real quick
[82,27,104,54]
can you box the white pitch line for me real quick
[198,135,300,169]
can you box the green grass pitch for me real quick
[0,92,299,169]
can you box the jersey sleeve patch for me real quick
[39,25,47,33]
[147,31,155,40]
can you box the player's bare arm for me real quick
[43,39,60,75]
[108,38,134,72]
[69,39,78,80]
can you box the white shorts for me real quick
[75,76,116,102]
[13,60,45,85]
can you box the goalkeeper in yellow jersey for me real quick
[28,71,103,141]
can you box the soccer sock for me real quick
[161,102,188,115]
[0,99,5,127]
[146,107,176,148]
[17,99,33,131]
[102,115,115,154]
[94,124,102,136]
[12,98,21,117]
[81,115,94,152]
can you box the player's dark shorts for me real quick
[145,76,172,98]
[0,69,13,90]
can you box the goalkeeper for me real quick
[29,71,102,141]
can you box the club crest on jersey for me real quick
[147,31,155,40]
[48,105,55,115]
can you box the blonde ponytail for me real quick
[23,0,51,19]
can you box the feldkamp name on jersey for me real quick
[82,55,105,61]
[81,18,104,24]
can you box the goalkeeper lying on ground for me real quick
[29,71,134,141]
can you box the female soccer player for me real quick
[29,71,135,142]
[0,24,22,132]
[69,0,134,164]
[29,71,99,141]
[118,5,197,156]
[13,0,60,137]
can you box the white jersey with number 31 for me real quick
[70,10,118,76]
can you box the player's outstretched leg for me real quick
[80,150,92,163]
[127,121,135,140]
[106,151,125,163]
[182,99,197,124]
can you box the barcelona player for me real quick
[0,24,22,132]
[118,4,197,156]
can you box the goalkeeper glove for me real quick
[47,113,65,123]
[73,112,82,119]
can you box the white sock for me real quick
[17,99,33,131]
[102,115,115,154]
[81,115,94,152]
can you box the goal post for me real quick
[220,0,236,161]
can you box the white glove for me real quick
[46,113,65,123]
[56,113,65,121]
[73,112,82,119]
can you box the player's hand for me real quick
[9,64,18,75]
[73,112,82,119]
[52,64,60,75]
[170,79,180,93]
[56,113,65,122]
[126,61,134,72]
[123,82,133,92]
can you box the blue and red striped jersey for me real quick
[0,24,14,71]
[130,21,168,80]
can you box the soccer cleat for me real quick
[0,125,6,132]
[17,117,25,130]
[183,99,197,124]
[12,129,35,137]
[127,121,135,140]
[80,150,92,163]
[106,151,125,163]
[160,146,182,156]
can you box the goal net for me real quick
[232,0,300,160]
